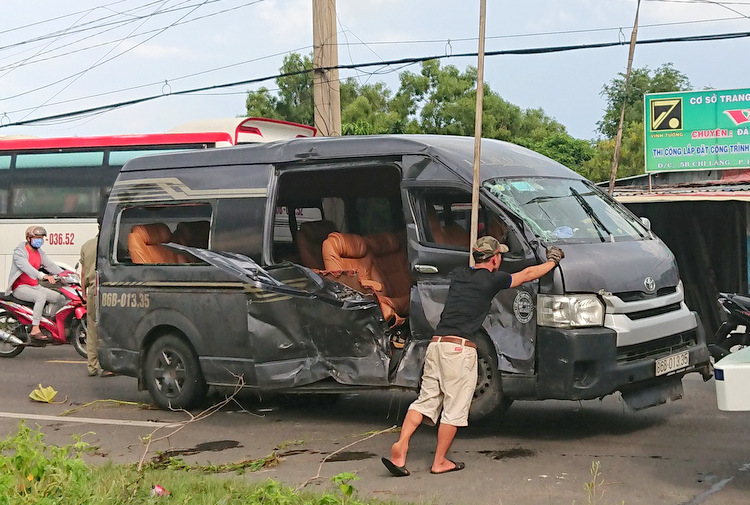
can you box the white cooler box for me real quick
[715,346,750,411]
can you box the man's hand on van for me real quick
[546,246,564,265]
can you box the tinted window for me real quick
[116,203,212,264]
[12,186,99,216]
[212,198,265,262]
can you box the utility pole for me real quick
[469,0,487,265]
[312,0,341,136]
[608,0,641,195]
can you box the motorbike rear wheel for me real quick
[714,333,748,359]
[70,316,87,358]
[0,310,24,358]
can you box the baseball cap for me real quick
[472,236,509,262]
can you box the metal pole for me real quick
[608,0,641,195]
[470,0,487,266]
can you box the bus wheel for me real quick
[0,310,24,358]
[144,334,207,410]
[469,336,513,423]
[70,316,87,358]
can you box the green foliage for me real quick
[597,63,691,139]
[0,421,93,505]
[331,472,360,501]
[244,53,692,181]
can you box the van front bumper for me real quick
[532,312,711,401]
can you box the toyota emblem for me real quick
[644,277,656,292]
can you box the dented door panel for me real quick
[167,244,393,388]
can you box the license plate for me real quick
[655,351,690,376]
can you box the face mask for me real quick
[30,238,43,249]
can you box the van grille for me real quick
[625,303,682,321]
[616,330,696,363]
[614,286,677,302]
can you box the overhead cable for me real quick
[3,29,750,128]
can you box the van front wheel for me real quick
[469,336,512,423]
[144,335,207,410]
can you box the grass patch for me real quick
[0,421,404,505]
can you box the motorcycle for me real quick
[0,271,87,358]
[710,292,750,361]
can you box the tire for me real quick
[0,310,24,358]
[144,334,207,410]
[469,336,512,423]
[70,316,87,358]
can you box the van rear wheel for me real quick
[144,335,207,410]
[469,336,512,423]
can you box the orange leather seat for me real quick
[297,219,337,270]
[365,232,411,316]
[322,232,404,326]
[128,223,179,264]
[426,205,470,247]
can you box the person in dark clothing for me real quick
[382,236,564,476]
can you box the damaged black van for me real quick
[97,135,711,418]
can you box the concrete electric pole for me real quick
[312,0,341,136]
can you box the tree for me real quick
[585,63,690,180]
[597,63,691,138]
[244,54,594,172]
[245,53,314,126]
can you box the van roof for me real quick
[120,134,582,180]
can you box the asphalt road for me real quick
[1,345,748,505]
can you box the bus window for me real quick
[0,155,10,170]
[16,151,104,169]
[12,186,99,215]
[108,148,197,167]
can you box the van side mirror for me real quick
[640,217,651,231]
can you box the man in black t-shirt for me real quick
[382,236,564,477]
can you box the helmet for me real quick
[25,225,48,238]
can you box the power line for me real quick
[0,0,231,54]
[4,29,749,129]
[0,0,266,74]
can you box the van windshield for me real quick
[483,177,648,243]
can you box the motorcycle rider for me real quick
[5,225,65,341]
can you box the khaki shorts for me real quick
[409,340,478,427]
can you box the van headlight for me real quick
[537,294,604,328]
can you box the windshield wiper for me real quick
[569,187,614,243]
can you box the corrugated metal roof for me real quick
[611,169,750,202]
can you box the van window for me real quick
[483,177,649,243]
[116,203,212,264]
[417,190,513,250]
[273,163,403,267]
[356,197,393,235]
[213,198,265,261]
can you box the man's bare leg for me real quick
[390,408,423,467]
[431,423,458,473]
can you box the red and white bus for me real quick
[0,118,315,283]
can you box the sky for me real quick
[0,0,748,141]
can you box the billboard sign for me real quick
[644,88,750,172]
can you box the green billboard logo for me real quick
[650,98,682,131]
[644,88,750,172]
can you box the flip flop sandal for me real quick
[430,460,465,475]
[381,457,410,477]
[29,332,50,342]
